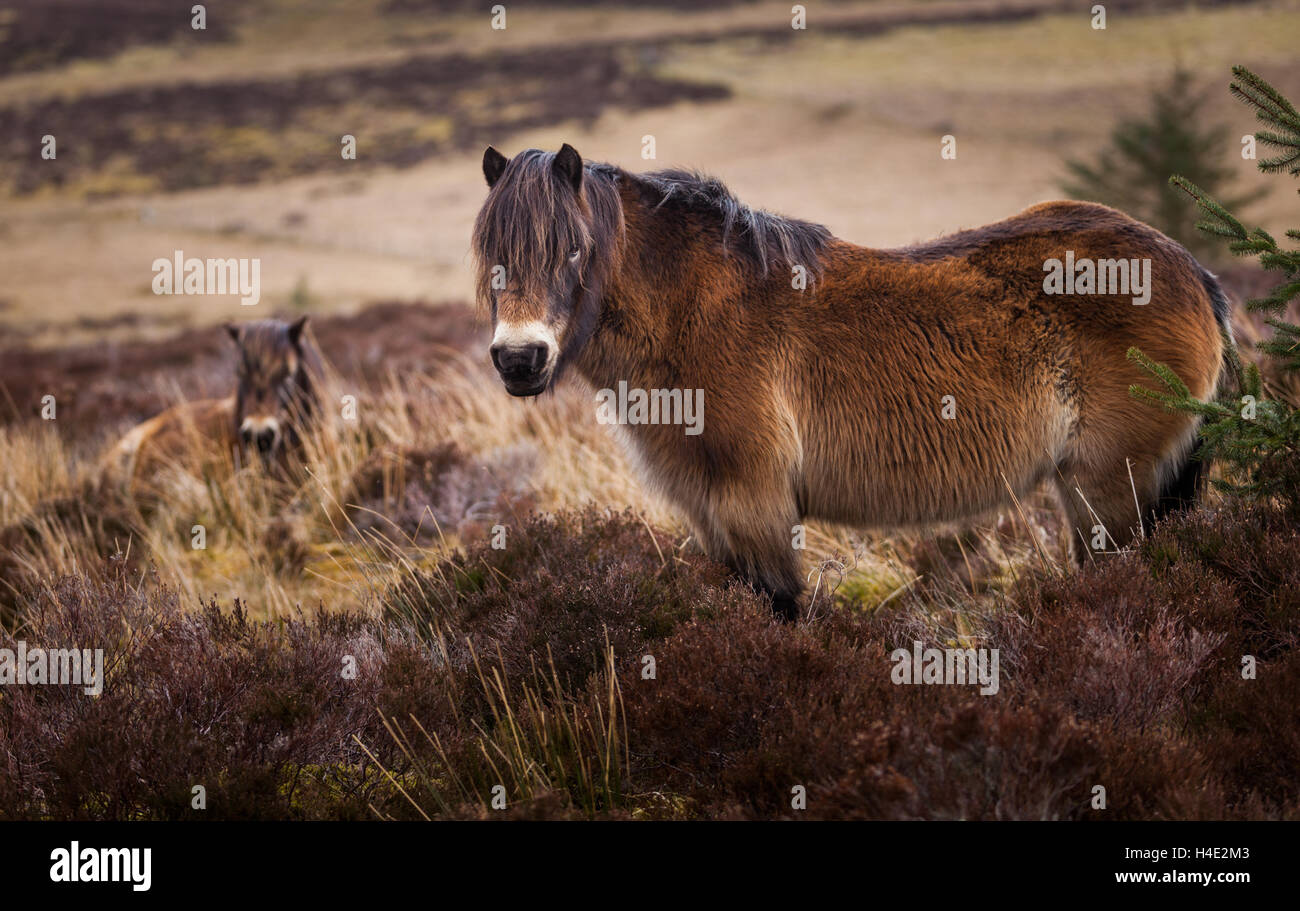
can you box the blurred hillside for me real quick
[1,0,1297,347]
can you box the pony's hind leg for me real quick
[1052,456,1164,562]
[1054,413,1205,562]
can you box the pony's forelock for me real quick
[471,149,625,318]
[231,319,325,424]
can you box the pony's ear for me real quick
[224,323,241,345]
[553,143,583,193]
[287,315,308,348]
[482,146,508,188]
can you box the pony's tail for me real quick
[1203,265,1239,395]
[1148,267,1235,523]
[1149,436,1209,524]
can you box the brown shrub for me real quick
[384,507,735,686]
[3,502,1298,820]
[345,441,536,543]
[0,562,409,820]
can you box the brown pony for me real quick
[101,316,325,491]
[472,144,1229,619]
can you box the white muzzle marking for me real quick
[491,320,558,370]
[240,416,281,446]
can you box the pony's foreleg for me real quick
[693,479,803,621]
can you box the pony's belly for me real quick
[796,395,1069,528]
[799,459,1016,528]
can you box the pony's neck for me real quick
[575,179,713,389]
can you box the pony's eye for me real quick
[568,245,581,262]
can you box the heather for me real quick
[2,502,1296,820]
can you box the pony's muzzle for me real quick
[240,419,281,459]
[490,342,551,396]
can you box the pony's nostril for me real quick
[492,343,548,376]
[255,429,276,454]
[526,343,546,370]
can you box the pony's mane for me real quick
[625,167,832,276]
